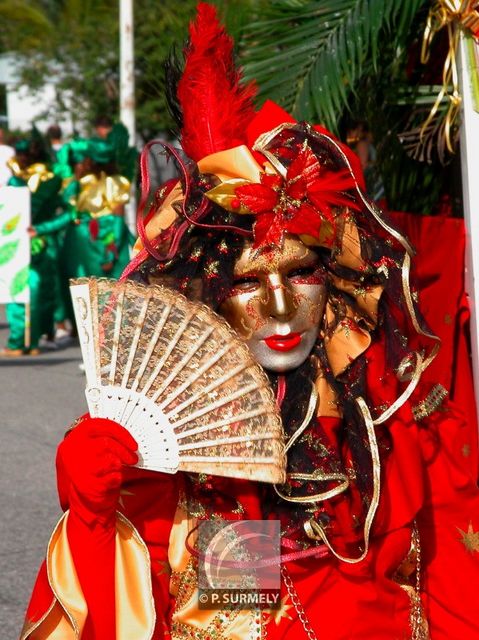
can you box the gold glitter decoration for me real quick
[412,384,448,421]
[458,522,479,553]
[263,595,294,626]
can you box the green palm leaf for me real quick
[0,1,54,49]
[241,0,427,133]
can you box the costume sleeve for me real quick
[22,444,179,639]
[34,210,76,236]
[8,176,26,187]
[20,511,157,640]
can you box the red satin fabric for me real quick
[389,211,478,475]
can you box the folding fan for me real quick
[70,277,286,483]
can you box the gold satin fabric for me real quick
[133,145,263,256]
[198,145,263,183]
[132,182,184,254]
[115,512,156,638]
[6,159,54,193]
[169,503,261,639]
[21,512,86,640]
[77,173,130,218]
[22,511,155,639]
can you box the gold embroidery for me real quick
[412,384,448,421]
[263,595,293,626]
[457,522,479,553]
[462,444,471,457]
[302,396,381,566]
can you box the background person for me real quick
[1,134,72,356]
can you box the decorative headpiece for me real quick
[8,127,55,192]
[126,3,441,561]
[53,124,137,181]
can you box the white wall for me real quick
[0,53,74,134]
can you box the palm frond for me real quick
[241,0,428,132]
[0,1,54,50]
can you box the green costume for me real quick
[62,173,132,281]
[56,132,136,323]
[6,160,70,351]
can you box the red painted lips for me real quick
[264,333,302,352]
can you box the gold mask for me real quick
[219,235,327,372]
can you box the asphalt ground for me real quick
[0,307,85,639]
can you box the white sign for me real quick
[0,186,30,304]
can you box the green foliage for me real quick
[241,0,428,134]
[1,0,260,138]
[0,1,53,51]
[347,75,448,213]
[134,0,198,139]
[134,0,262,138]
[1,0,119,131]
[239,0,453,213]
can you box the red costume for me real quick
[21,5,479,639]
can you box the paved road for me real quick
[0,309,85,639]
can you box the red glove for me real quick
[56,415,138,527]
[56,416,138,639]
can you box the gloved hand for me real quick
[56,415,138,527]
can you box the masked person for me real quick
[21,5,479,639]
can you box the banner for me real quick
[0,186,30,304]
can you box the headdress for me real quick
[126,3,441,561]
[8,127,55,192]
[53,124,137,181]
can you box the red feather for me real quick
[177,3,257,161]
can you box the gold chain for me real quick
[410,522,429,640]
[281,565,319,640]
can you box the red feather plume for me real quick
[177,3,257,161]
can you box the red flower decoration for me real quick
[234,145,359,248]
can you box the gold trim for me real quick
[303,396,381,564]
[45,513,82,638]
[274,384,351,504]
[373,351,424,425]
[19,601,56,640]
[283,383,318,454]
